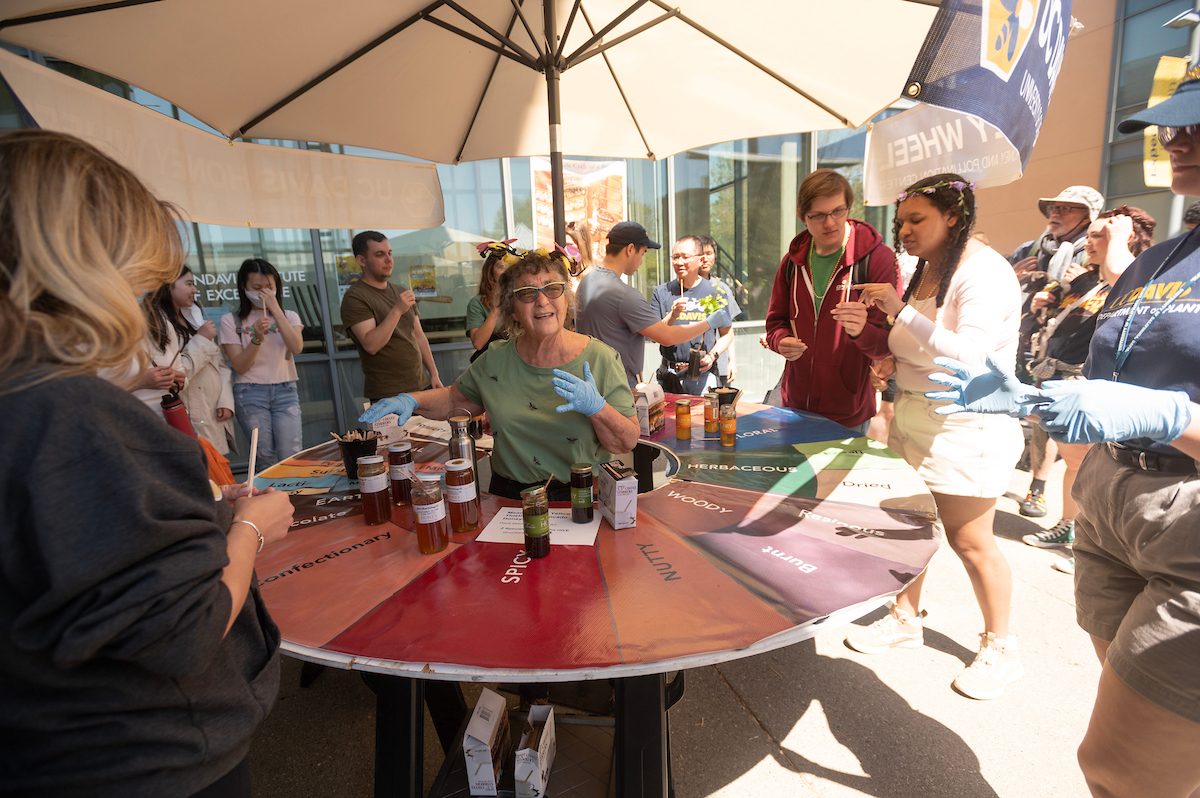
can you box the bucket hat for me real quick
[1037,186,1104,220]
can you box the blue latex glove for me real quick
[1037,379,1193,444]
[359,393,418,425]
[706,308,731,329]
[552,362,606,416]
[925,356,1050,417]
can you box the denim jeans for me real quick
[233,381,302,470]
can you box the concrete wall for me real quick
[976,1,1118,256]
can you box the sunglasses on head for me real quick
[513,282,568,303]
[1157,124,1200,147]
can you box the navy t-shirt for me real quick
[1084,228,1200,453]
[649,277,741,364]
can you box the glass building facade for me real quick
[2,46,894,471]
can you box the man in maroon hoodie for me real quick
[764,169,898,434]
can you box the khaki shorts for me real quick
[889,392,1023,498]
[1072,445,1200,724]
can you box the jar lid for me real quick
[675,398,691,408]
[357,455,385,465]
[445,458,473,471]
[570,462,592,474]
[520,485,547,500]
[415,471,442,482]
[449,415,470,428]
[387,441,411,452]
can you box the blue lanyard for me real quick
[1112,230,1200,381]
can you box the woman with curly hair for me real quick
[362,249,638,500]
[848,173,1025,700]
[1020,206,1156,571]
[466,241,517,362]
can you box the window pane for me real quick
[1115,1,1190,109]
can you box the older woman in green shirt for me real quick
[362,250,639,500]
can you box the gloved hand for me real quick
[706,308,731,329]
[359,393,418,425]
[552,362,606,416]
[1037,379,1193,444]
[925,356,1050,417]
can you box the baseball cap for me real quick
[1118,78,1200,134]
[607,221,660,250]
[1037,186,1104,221]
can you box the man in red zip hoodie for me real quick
[764,169,898,435]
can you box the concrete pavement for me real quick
[250,457,1099,797]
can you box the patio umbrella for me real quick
[0,0,938,243]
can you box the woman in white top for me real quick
[141,267,237,453]
[848,174,1024,701]
[218,258,304,469]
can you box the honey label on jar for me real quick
[389,463,415,481]
[571,486,591,508]
[359,472,388,493]
[414,500,446,524]
[523,513,550,538]
[446,481,477,503]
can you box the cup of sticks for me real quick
[333,429,380,481]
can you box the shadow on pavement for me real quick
[674,639,999,798]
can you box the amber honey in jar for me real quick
[387,441,414,506]
[704,391,719,434]
[521,485,550,559]
[411,473,450,554]
[445,458,479,534]
[356,455,391,526]
[719,403,737,447]
[675,398,692,440]
[570,462,593,524]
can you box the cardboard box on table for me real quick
[635,383,665,437]
[598,462,637,529]
[514,705,556,798]
[463,688,511,796]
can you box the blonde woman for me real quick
[0,130,293,798]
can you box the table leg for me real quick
[362,673,423,798]
[614,673,671,798]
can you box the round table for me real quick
[253,397,939,796]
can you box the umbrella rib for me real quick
[425,17,537,68]
[455,5,525,163]
[555,0,585,62]
[237,0,448,136]
[567,8,679,69]
[0,0,162,31]
[506,0,546,60]
[578,5,654,159]
[642,0,850,127]
[562,0,648,65]
[442,0,540,65]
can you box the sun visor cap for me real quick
[607,221,660,250]
[1118,78,1200,134]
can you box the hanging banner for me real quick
[532,157,626,255]
[1144,56,1191,188]
[864,0,1074,205]
[0,48,444,230]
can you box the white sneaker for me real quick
[845,606,926,654]
[953,632,1023,700]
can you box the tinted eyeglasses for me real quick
[513,281,568,303]
[1158,124,1200,147]
[1046,203,1087,215]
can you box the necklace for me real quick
[909,264,939,313]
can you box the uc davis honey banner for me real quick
[864,0,1074,205]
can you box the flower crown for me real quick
[896,180,977,217]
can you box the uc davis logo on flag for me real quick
[983,0,1039,81]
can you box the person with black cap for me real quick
[576,221,730,390]
[925,73,1200,798]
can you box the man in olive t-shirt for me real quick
[340,231,442,402]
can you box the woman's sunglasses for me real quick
[1157,124,1200,147]
[513,282,568,303]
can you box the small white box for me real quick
[514,705,556,798]
[463,688,511,796]
[598,461,638,529]
[635,383,665,437]
[369,412,407,446]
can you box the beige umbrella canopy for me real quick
[1,0,937,240]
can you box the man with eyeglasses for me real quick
[650,235,740,395]
[1007,186,1103,518]
[763,169,898,435]
[576,221,730,390]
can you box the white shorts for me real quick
[888,391,1022,498]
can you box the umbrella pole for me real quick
[543,0,567,247]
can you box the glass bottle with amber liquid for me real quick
[411,473,450,554]
[445,458,479,534]
[387,441,413,505]
[675,398,692,440]
[521,485,550,558]
[570,463,593,523]
[357,455,391,526]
